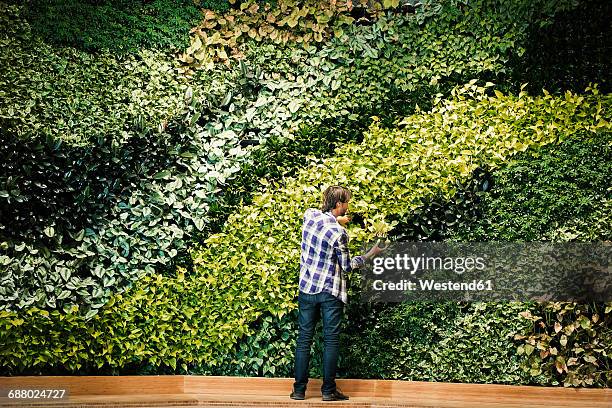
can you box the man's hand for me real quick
[336,215,351,227]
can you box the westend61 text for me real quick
[372,279,493,291]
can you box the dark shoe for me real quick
[322,389,349,401]
[290,390,305,400]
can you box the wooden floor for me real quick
[0,376,609,407]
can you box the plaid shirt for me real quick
[299,208,366,303]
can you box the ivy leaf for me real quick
[43,226,55,238]
[287,100,300,113]
[153,170,172,180]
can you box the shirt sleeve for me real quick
[334,229,366,273]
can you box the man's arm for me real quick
[334,230,366,273]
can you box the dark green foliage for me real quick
[387,167,492,242]
[0,105,218,313]
[0,131,127,247]
[447,132,612,241]
[511,0,612,94]
[0,119,197,247]
[340,301,541,383]
[339,302,456,379]
[19,0,226,53]
[199,0,231,12]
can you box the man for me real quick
[290,185,385,402]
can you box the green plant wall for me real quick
[2,83,608,376]
[1,0,610,387]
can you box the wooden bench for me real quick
[0,376,609,407]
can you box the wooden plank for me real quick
[184,376,291,395]
[384,379,610,400]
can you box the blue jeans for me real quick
[293,290,344,395]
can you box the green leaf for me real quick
[287,100,300,114]
[153,170,172,180]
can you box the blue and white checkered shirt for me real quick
[299,208,366,303]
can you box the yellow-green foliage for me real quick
[1,83,609,371]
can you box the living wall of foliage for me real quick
[2,0,568,317]
[1,0,610,387]
[182,2,611,388]
[0,1,241,315]
[186,83,610,380]
[2,83,609,378]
